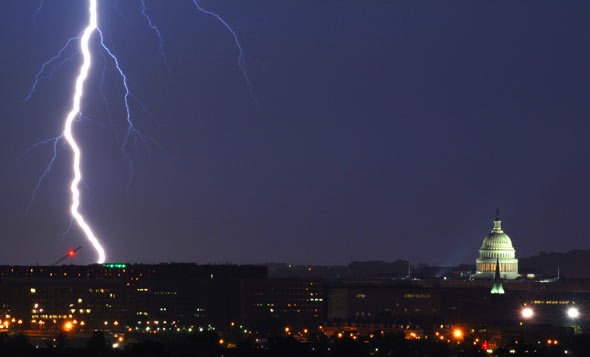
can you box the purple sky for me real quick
[0,0,589,265]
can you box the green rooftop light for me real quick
[102,264,127,269]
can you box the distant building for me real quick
[328,286,440,321]
[0,264,267,333]
[475,211,519,279]
[243,279,327,329]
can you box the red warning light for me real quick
[481,341,488,350]
[68,250,76,257]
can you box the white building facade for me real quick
[475,211,519,280]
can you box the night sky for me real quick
[1,1,589,265]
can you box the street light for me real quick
[567,307,580,319]
[567,306,581,335]
[521,307,534,319]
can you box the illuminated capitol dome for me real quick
[475,210,519,280]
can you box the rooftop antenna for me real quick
[52,246,82,266]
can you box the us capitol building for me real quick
[475,210,519,280]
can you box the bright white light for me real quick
[521,307,534,319]
[567,307,580,319]
[63,0,106,264]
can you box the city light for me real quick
[64,322,73,331]
[567,307,580,319]
[521,307,534,319]
[453,329,463,338]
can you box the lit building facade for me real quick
[0,264,266,333]
[475,211,519,279]
[243,279,327,329]
[328,286,440,321]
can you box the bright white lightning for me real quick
[27,0,253,264]
[62,0,106,264]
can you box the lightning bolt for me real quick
[62,0,106,264]
[140,0,167,66]
[41,52,79,81]
[190,0,254,100]
[99,49,114,123]
[24,134,62,211]
[33,0,45,27]
[23,113,101,211]
[24,0,255,264]
[139,0,253,94]
[98,29,150,189]
[24,34,80,103]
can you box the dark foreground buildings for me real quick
[0,264,326,335]
[0,263,589,352]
